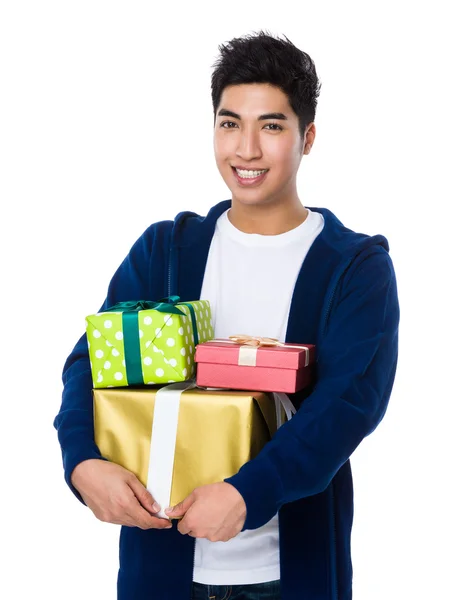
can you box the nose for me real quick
[236,127,262,161]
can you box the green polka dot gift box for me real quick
[85,297,214,388]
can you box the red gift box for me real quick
[195,335,316,393]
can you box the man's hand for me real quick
[164,482,247,542]
[71,459,172,530]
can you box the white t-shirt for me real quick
[193,207,325,585]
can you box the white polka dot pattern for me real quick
[86,300,214,388]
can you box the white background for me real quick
[1,1,470,598]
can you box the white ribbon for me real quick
[146,382,297,520]
[147,380,197,520]
[239,345,258,367]
[272,391,297,427]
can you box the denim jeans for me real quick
[191,580,281,600]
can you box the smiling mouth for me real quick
[231,167,270,188]
[232,166,269,178]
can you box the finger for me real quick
[127,476,160,514]
[124,494,172,530]
[127,507,172,530]
[177,516,193,536]
[165,492,195,518]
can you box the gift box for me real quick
[86,297,214,388]
[195,335,316,393]
[93,382,295,519]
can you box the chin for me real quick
[231,192,274,206]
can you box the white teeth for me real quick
[235,168,267,178]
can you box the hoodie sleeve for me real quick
[53,222,165,504]
[224,246,400,531]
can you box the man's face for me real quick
[213,83,314,207]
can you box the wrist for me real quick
[224,482,247,516]
[71,458,97,487]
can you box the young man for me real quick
[54,31,399,600]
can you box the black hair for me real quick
[211,30,321,140]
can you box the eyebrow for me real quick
[217,108,288,121]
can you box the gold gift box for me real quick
[93,386,283,509]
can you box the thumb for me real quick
[127,477,160,514]
[165,493,195,518]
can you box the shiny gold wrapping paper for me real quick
[93,386,283,507]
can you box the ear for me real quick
[303,123,316,155]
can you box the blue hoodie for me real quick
[54,199,400,600]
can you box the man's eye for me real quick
[264,123,282,131]
[220,121,282,130]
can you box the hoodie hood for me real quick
[167,199,391,349]
[171,199,389,256]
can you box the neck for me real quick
[228,197,308,235]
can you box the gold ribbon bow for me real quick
[228,334,284,348]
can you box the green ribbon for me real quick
[159,297,200,348]
[105,299,185,316]
[103,297,198,385]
